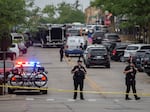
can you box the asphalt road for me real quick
[0,46,150,112]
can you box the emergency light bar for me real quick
[17,61,40,65]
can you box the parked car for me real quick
[9,43,20,57]
[110,42,131,62]
[124,44,150,61]
[83,45,110,68]
[83,44,105,62]
[102,33,121,43]
[132,50,148,72]
[0,60,14,82]
[0,50,16,60]
[142,51,150,76]
[65,36,85,57]
[18,42,27,54]
[91,31,105,44]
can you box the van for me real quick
[124,44,150,61]
[10,33,24,43]
[65,36,85,56]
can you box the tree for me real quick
[56,2,85,24]
[40,2,85,24]
[91,0,150,42]
[0,0,27,50]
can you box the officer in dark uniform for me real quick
[71,60,87,100]
[124,62,140,100]
[79,43,84,60]
[59,46,64,62]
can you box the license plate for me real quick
[97,56,104,59]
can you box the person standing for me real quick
[79,43,84,60]
[123,62,141,100]
[59,46,64,62]
[71,60,87,100]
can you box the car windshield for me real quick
[0,62,14,68]
[141,46,150,50]
[90,49,107,55]
[67,29,79,36]
[126,46,139,50]
[93,32,104,37]
[17,67,37,72]
[107,35,119,39]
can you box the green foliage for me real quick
[91,0,150,27]
[0,0,26,32]
[42,5,56,18]
[41,2,85,24]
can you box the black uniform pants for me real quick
[60,54,63,61]
[125,79,138,98]
[73,79,84,99]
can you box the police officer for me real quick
[59,46,64,62]
[123,62,140,100]
[79,43,84,60]
[71,60,87,100]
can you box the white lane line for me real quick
[87,99,97,102]
[67,99,76,102]
[46,99,55,101]
[25,98,34,101]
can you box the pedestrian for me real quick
[79,43,84,60]
[123,62,141,100]
[59,46,64,62]
[83,40,88,50]
[71,60,87,100]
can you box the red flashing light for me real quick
[11,76,16,81]
[41,76,46,81]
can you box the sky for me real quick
[34,0,91,11]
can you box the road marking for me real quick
[67,99,76,102]
[87,99,97,102]
[46,98,55,101]
[25,98,34,101]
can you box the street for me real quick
[0,46,150,112]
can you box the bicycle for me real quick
[9,71,48,88]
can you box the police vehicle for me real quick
[7,61,48,94]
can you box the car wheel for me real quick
[8,88,14,94]
[106,64,110,68]
[65,54,69,57]
[146,73,150,76]
[40,90,48,94]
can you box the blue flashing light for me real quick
[30,61,40,65]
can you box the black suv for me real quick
[102,33,121,43]
[110,42,131,62]
[91,31,105,44]
[84,47,110,68]
[132,50,147,72]
[143,51,150,76]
